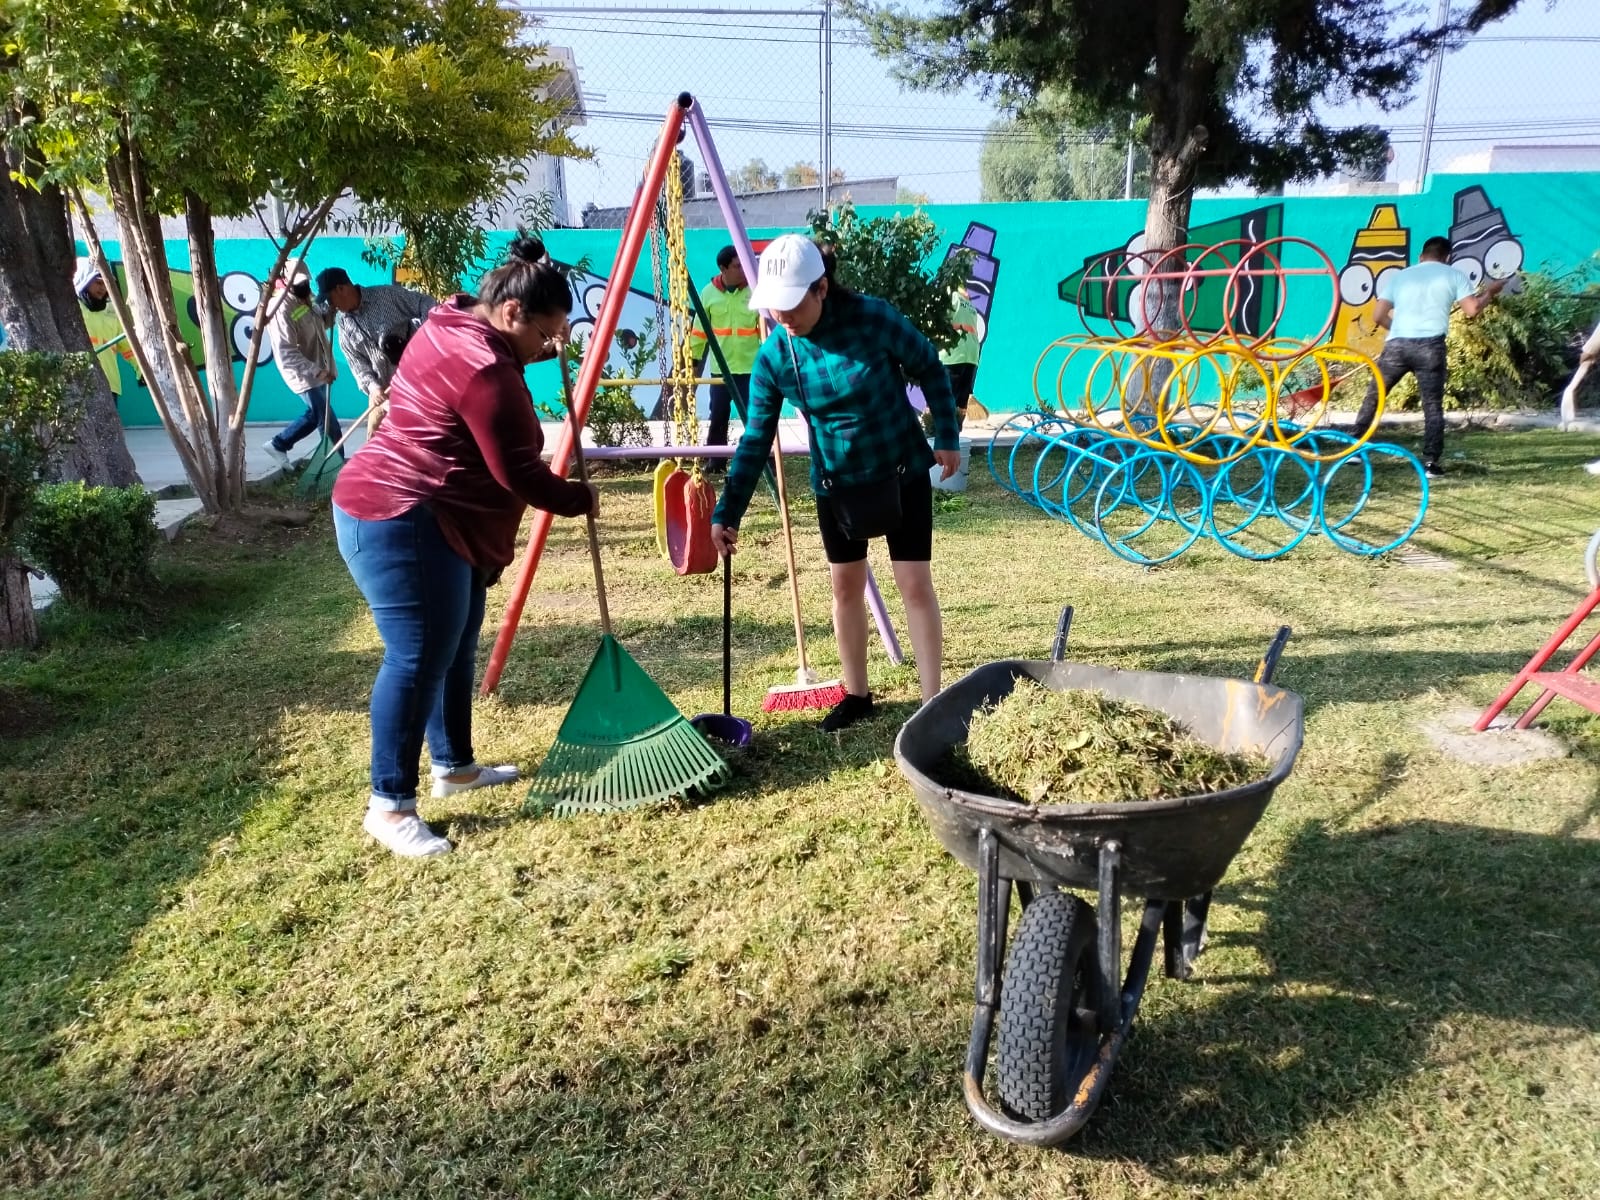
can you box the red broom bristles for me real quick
[761,681,847,713]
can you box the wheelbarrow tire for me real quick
[996,890,1104,1123]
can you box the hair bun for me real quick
[507,230,548,265]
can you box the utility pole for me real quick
[1123,114,1136,200]
[1415,0,1452,193]
[821,0,834,209]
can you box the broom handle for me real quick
[559,354,611,637]
[324,396,380,459]
[769,436,811,677]
[722,551,733,718]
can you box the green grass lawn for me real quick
[3,429,1599,1199]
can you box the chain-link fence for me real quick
[516,2,1000,226]
[520,2,1600,223]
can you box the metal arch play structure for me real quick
[480,95,903,697]
[987,236,1432,564]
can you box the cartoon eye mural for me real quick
[230,313,273,364]
[1447,185,1524,293]
[1339,263,1375,306]
[1484,238,1523,280]
[221,272,262,314]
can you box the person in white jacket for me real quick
[263,258,340,469]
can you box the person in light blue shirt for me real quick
[1351,235,1508,477]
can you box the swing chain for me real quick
[664,151,701,471]
[648,193,674,441]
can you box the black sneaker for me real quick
[821,692,874,733]
[1425,461,1446,480]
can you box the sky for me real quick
[519,1,1600,214]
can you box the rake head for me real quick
[525,634,731,818]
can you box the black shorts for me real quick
[815,469,933,564]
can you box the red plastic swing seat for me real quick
[664,469,719,576]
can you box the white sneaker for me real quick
[263,440,291,470]
[1585,458,1600,476]
[430,762,520,798]
[363,809,451,857]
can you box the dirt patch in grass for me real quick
[180,504,315,550]
[0,685,59,741]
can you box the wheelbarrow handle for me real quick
[1051,605,1074,664]
[1254,625,1292,686]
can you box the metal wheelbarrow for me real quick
[892,608,1302,1147]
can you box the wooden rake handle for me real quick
[558,353,611,637]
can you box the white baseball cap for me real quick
[748,234,825,312]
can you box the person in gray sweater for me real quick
[263,258,340,467]
[314,267,437,435]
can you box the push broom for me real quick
[525,356,731,818]
[762,433,847,713]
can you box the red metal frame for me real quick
[1475,583,1600,730]
[479,96,692,697]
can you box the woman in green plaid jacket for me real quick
[711,234,962,732]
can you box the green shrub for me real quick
[22,483,160,608]
[1,351,86,556]
[1387,269,1600,412]
[538,325,654,450]
[808,199,973,351]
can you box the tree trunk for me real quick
[1132,0,1212,409]
[185,194,246,510]
[103,143,229,511]
[30,183,140,486]
[0,107,138,488]
[0,557,37,649]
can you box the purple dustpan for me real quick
[691,711,753,748]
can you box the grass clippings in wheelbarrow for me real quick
[943,680,1270,805]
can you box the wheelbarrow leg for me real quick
[1163,890,1213,981]
[964,828,1011,1103]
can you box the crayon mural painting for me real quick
[85,172,1600,426]
[1057,205,1286,338]
[1333,204,1410,363]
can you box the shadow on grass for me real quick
[1065,817,1600,1183]
[13,816,1597,1197]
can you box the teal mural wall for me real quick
[88,172,1600,427]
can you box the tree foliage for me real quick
[980,109,1150,202]
[0,351,86,648]
[0,352,85,555]
[846,0,1528,249]
[783,163,848,189]
[5,0,582,511]
[730,160,781,193]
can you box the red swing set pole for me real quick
[480,94,693,697]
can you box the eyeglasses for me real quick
[526,314,569,346]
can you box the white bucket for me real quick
[930,437,972,493]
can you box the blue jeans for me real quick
[333,504,485,810]
[272,383,343,453]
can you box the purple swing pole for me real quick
[687,101,906,667]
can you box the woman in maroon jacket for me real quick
[332,234,595,858]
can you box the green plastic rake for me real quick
[525,356,729,817]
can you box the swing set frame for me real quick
[479,94,904,697]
